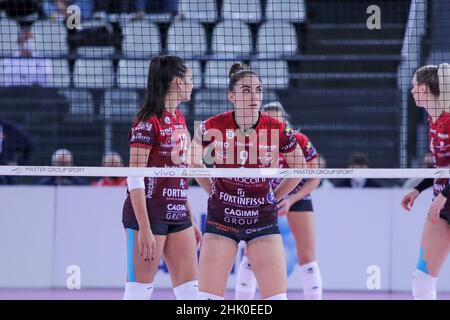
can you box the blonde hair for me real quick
[51,149,73,166]
[261,101,290,124]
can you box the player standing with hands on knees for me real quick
[401,63,450,300]
[122,55,201,300]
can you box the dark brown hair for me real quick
[349,152,369,167]
[136,55,188,121]
[228,63,261,91]
[415,65,440,96]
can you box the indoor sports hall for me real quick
[1,0,450,300]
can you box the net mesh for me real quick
[0,0,448,184]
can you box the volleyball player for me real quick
[401,63,450,300]
[122,56,201,300]
[235,102,323,300]
[191,63,307,300]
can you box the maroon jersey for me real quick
[196,111,297,231]
[271,132,318,198]
[123,109,190,226]
[429,112,450,198]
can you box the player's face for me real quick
[411,75,431,109]
[266,110,285,123]
[230,75,262,115]
[179,67,193,102]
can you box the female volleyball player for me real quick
[191,63,307,300]
[122,55,201,300]
[235,102,323,300]
[401,63,450,300]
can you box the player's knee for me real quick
[412,270,437,300]
[173,280,198,300]
[123,282,154,300]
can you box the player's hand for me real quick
[138,227,156,262]
[428,193,447,224]
[277,197,292,216]
[193,223,203,249]
[401,189,420,211]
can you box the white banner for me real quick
[1,186,450,292]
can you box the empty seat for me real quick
[251,60,289,89]
[194,89,231,119]
[212,21,252,57]
[32,20,68,57]
[186,60,202,89]
[60,89,95,120]
[122,20,160,58]
[179,0,218,22]
[145,13,173,23]
[77,46,115,58]
[74,59,114,88]
[47,59,70,88]
[257,21,297,57]
[205,60,243,89]
[0,19,19,57]
[117,59,149,89]
[266,0,306,22]
[194,101,231,119]
[0,56,55,87]
[104,89,139,121]
[222,0,262,22]
[167,20,207,58]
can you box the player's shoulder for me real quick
[259,112,291,133]
[203,111,234,127]
[294,131,311,142]
[175,108,186,121]
[260,111,284,126]
[442,112,450,124]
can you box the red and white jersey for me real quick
[429,112,450,196]
[123,109,190,225]
[196,111,298,227]
[272,132,318,197]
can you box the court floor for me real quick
[0,289,449,300]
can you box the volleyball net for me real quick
[0,0,447,182]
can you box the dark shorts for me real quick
[204,217,280,244]
[432,195,450,224]
[123,221,192,236]
[439,210,450,224]
[290,199,314,212]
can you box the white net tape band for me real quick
[1,166,450,179]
